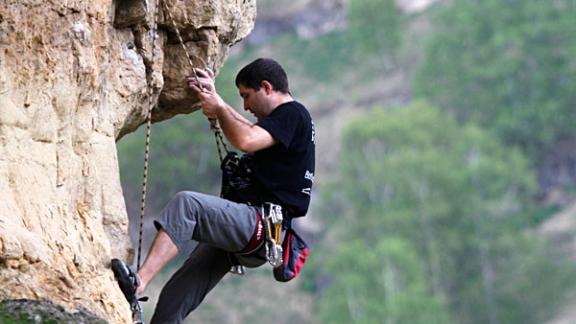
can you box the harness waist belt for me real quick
[236,208,264,255]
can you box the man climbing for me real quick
[111,58,315,323]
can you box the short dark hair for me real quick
[235,58,290,93]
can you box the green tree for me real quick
[348,0,402,59]
[118,113,221,215]
[316,102,575,323]
[249,0,403,83]
[415,0,576,156]
[318,237,452,324]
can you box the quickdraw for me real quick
[231,203,284,275]
[263,202,284,268]
[131,299,145,324]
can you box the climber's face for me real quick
[238,82,273,119]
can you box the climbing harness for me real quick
[229,203,285,275]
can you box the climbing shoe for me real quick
[111,258,139,306]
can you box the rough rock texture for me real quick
[0,299,106,323]
[0,0,255,322]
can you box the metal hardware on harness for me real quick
[269,203,283,245]
[230,265,245,275]
[263,203,283,268]
[132,301,143,324]
[131,296,149,324]
[268,203,283,227]
[266,242,283,268]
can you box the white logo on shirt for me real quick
[302,188,311,196]
[311,121,316,143]
[304,170,315,183]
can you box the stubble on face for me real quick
[238,84,263,118]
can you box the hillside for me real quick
[117,0,576,323]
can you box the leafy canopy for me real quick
[316,102,575,324]
[415,0,576,156]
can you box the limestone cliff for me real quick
[0,0,255,322]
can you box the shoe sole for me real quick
[111,258,137,305]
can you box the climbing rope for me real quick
[161,0,229,162]
[127,1,238,322]
[160,0,244,276]
[136,0,231,272]
[136,0,162,272]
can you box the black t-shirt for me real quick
[253,101,315,216]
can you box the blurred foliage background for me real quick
[117,0,576,323]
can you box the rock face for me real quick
[0,0,255,322]
[0,299,107,323]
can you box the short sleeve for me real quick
[257,104,300,149]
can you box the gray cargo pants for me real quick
[150,191,266,324]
